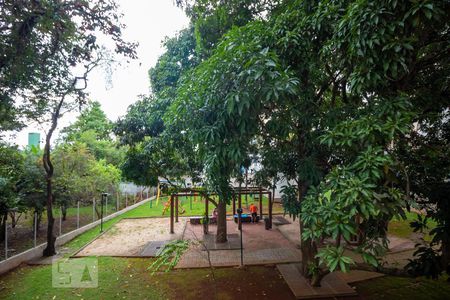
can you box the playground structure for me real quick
[162,198,185,215]
[168,186,273,234]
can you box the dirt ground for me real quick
[75,217,186,257]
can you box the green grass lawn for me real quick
[354,274,450,300]
[388,211,436,241]
[110,195,284,218]
[0,257,297,300]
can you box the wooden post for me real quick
[205,195,209,234]
[245,170,248,208]
[205,195,209,216]
[170,194,174,234]
[175,195,179,223]
[238,183,242,210]
[268,191,273,229]
[259,187,263,219]
[232,193,236,216]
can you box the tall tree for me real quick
[0,143,24,241]
[1,0,138,256]
[299,0,449,283]
[116,27,201,189]
[61,101,112,141]
[60,101,125,167]
[172,21,298,242]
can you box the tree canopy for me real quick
[116,0,450,284]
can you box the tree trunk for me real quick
[299,219,319,276]
[43,178,56,256]
[298,181,319,283]
[311,269,330,287]
[216,200,227,243]
[42,96,66,257]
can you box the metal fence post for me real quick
[4,214,7,259]
[59,206,62,236]
[34,211,37,247]
[77,201,80,229]
[93,199,96,222]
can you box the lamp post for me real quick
[100,193,109,233]
[237,207,244,267]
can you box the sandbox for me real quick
[74,217,186,257]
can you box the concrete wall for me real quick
[0,197,154,276]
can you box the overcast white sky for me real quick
[13,0,189,147]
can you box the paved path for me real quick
[177,219,302,268]
[277,263,358,299]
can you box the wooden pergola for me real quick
[169,187,273,234]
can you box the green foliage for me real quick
[0,0,137,131]
[120,0,449,283]
[406,246,443,279]
[61,101,112,141]
[177,0,279,57]
[148,240,190,275]
[52,142,121,206]
[0,143,24,213]
[116,27,202,188]
[148,27,199,95]
[410,214,429,234]
[316,246,354,273]
[60,102,125,167]
[18,148,46,215]
[172,21,298,200]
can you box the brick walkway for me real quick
[176,219,302,268]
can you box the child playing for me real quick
[249,203,258,223]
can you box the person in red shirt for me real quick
[249,203,258,223]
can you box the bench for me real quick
[190,216,217,225]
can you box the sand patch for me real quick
[75,217,186,257]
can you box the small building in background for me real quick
[27,132,40,149]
